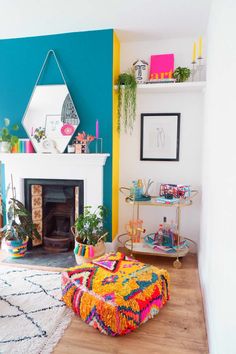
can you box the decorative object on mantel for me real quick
[74,131,95,153]
[95,119,103,153]
[67,144,75,153]
[173,67,191,83]
[0,176,41,258]
[72,205,108,264]
[196,36,205,81]
[149,54,175,83]
[140,113,180,161]
[117,71,137,134]
[191,36,205,81]
[0,118,19,153]
[133,59,149,84]
[22,49,80,154]
[11,138,35,153]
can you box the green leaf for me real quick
[117,71,137,134]
[2,127,9,136]
[74,205,108,245]
[12,124,19,131]
[11,136,19,146]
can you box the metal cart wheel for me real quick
[173,259,182,269]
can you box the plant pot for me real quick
[75,142,90,154]
[74,237,105,265]
[0,141,11,153]
[4,236,29,258]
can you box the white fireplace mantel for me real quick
[0,153,110,209]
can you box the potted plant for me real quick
[0,178,40,258]
[117,71,137,134]
[71,205,108,264]
[173,67,191,83]
[74,131,95,154]
[0,118,19,153]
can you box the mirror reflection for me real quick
[22,84,80,153]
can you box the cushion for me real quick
[61,252,170,336]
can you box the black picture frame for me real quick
[140,113,180,161]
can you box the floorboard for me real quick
[0,251,208,354]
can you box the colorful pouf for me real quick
[61,252,170,336]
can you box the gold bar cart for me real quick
[119,188,198,268]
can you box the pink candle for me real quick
[96,120,99,139]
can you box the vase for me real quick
[75,142,90,154]
[0,142,11,153]
[4,237,29,258]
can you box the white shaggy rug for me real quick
[0,267,73,354]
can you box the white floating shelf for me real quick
[114,81,206,94]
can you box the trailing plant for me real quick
[74,205,108,246]
[0,118,19,147]
[173,67,191,83]
[0,177,40,242]
[117,71,137,134]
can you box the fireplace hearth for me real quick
[24,179,84,253]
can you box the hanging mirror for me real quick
[22,50,80,153]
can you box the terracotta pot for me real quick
[5,236,29,258]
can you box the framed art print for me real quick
[140,113,180,161]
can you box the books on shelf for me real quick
[11,139,35,153]
[146,78,176,84]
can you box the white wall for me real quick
[199,1,236,353]
[120,37,205,71]
[119,38,205,249]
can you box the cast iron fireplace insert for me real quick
[24,178,84,252]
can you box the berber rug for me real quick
[0,266,73,354]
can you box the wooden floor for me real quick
[0,252,208,354]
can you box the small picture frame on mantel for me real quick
[140,113,180,161]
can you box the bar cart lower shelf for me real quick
[119,188,198,268]
[118,234,191,268]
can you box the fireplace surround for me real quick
[0,153,110,252]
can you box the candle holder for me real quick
[95,138,103,153]
[196,57,205,81]
[191,61,197,81]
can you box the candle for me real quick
[96,119,99,139]
[192,42,196,63]
[198,36,203,58]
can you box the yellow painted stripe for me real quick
[112,31,120,239]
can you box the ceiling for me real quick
[0,0,211,41]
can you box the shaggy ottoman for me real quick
[61,252,170,336]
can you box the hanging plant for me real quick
[117,71,137,134]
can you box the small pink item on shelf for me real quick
[25,140,35,153]
[61,124,75,136]
[150,54,174,80]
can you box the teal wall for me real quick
[0,29,113,239]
